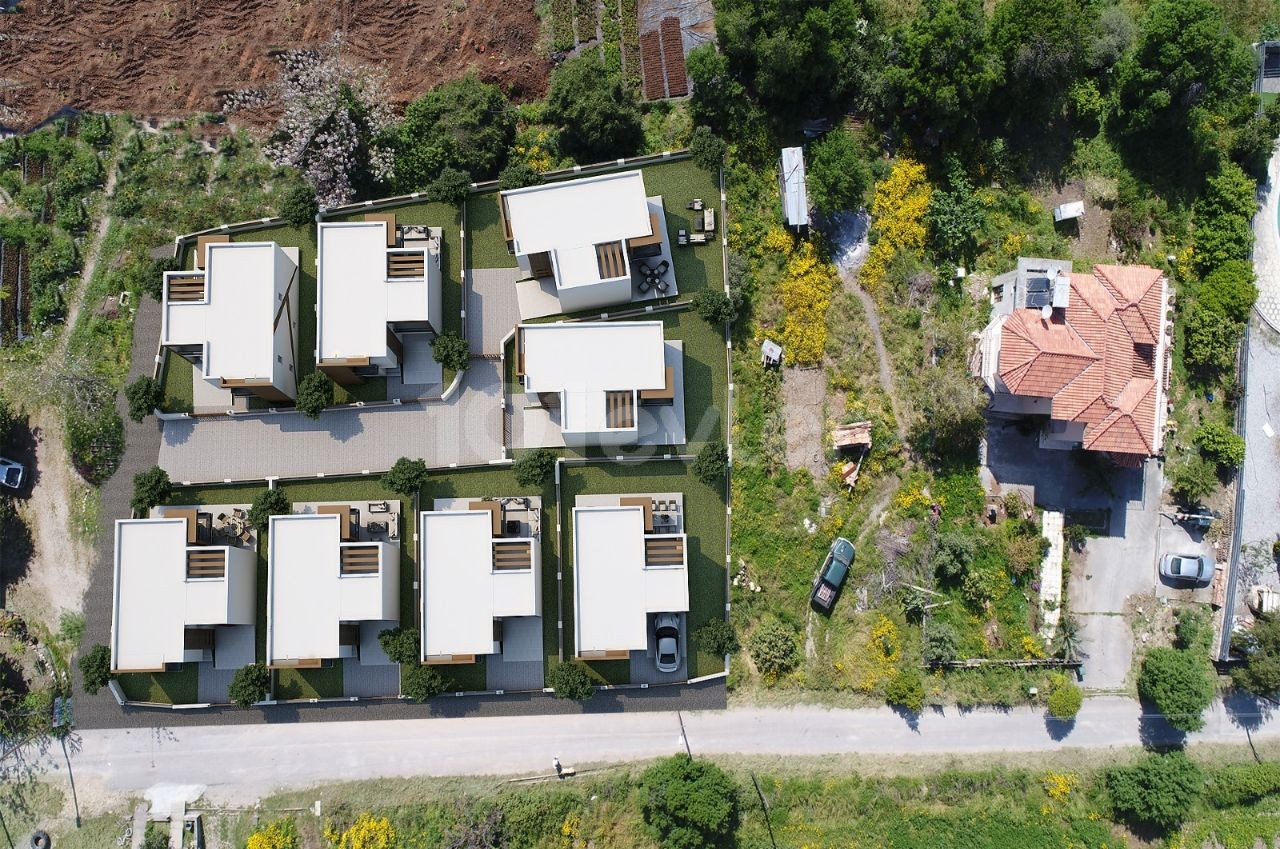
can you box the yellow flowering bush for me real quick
[560,811,583,848]
[1021,635,1047,660]
[778,240,837,365]
[893,481,931,516]
[761,227,795,255]
[324,813,395,849]
[247,819,297,849]
[513,128,556,172]
[860,158,931,296]
[1042,771,1078,803]
[858,615,901,691]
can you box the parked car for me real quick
[810,537,855,614]
[654,613,681,673]
[1159,552,1214,586]
[0,457,24,491]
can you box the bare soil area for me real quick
[781,365,832,479]
[0,0,550,130]
[1035,179,1118,263]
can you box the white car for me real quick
[0,457,24,490]
[654,613,681,673]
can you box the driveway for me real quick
[157,362,505,483]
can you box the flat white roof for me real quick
[780,147,809,227]
[419,510,538,658]
[111,519,233,672]
[572,506,688,655]
[502,170,651,258]
[163,242,292,381]
[316,222,433,361]
[266,513,388,664]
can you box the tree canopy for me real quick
[990,0,1095,116]
[546,55,644,164]
[807,130,870,216]
[639,756,740,849]
[389,74,514,191]
[1107,751,1203,831]
[1137,645,1216,732]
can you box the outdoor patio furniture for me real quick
[678,229,688,246]
[689,232,708,245]
[239,530,252,545]
[637,277,651,294]
[368,501,390,514]
[367,521,388,535]
[704,208,716,233]
[655,259,669,276]
[656,278,669,294]
[687,198,704,211]
[216,513,227,522]
[233,508,247,519]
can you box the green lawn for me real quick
[276,663,344,700]
[465,192,517,270]
[639,158,725,297]
[560,460,727,681]
[116,664,199,705]
[159,350,194,414]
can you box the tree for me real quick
[512,448,556,487]
[546,55,644,163]
[248,487,291,532]
[426,166,472,206]
[79,644,112,695]
[688,126,726,173]
[124,376,162,422]
[1107,751,1204,830]
[377,627,420,665]
[228,663,271,708]
[432,330,470,372]
[1182,304,1240,374]
[807,130,870,216]
[130,465,171,515]
[933,530,977,579]
[695,620,739,657]
[1138,646,1216,732]
[548,661,595,700]
[382,457,429,496]
[390,74,515,191]
[402,664,452,702]
[884,667,926,712]
[1193,163,1258,276]
[638,755,739,849]
[884,0,1002,149]
[1169,453,1220,504]
[990,0,1095,116]
[1195,421,1245,469]
[927,170,985,264]
[685,45,750,136]
[1198,260,1258,324]
[279,182,318,227]
[1046,676,1083,719]
[692,289,739,326]
[923,622,959,665]
[748,618,799,682]
[295,372,333,419]
[498,160,542,191]
[693,440,729,486]
[1231,614,1280,696]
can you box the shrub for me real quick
[391,73,515,188]
[124,376,162,422]
[432,329,470,372]
[639,756,739,849]
[1231,613,1280,696]
[1137,646,1216,732]
[377,627,420,664]
[860,157,931,296]
[381,457,428,496]
[66,404,125,485]
[1107,751,1203,830]
[426,166,472,206]
[401,663,452,702]
[923,623,959,666]
[1182,303,1240,374]
[247,819,298,849]
[689,125,726,173]
[1175,606,1213,652]
[1206,762,1280,808]
[324,812,396,849]
[1046,676,1083,720]
[248,487,291,532]
[807,129,870,216]
[1195,420,1245,469]
[1169,454,1219,504]
[933,530,977,579]
[693,440,729,486]
[1199,259,1258,324]
[777,239,837,364]
[1064,524,1088,551]
[279,182,318,227]
[692,289,739,326]
[748,618,799,683]
[548,661,595,700]
[695,619,739,657]
[498,160,542,190]
[884,667,926,713]
[295,372,333,419]
[228,663,271,708]
[0,399,15,448]
[512,448,556,486]
[546,54,643,163]
[130,465,171,515]
[78,644,112,695]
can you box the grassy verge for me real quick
[116,664,199,704]
[276,664,344,700]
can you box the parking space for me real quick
[1154,515,1221,604]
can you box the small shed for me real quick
[1052,201,1085,223]
[760,339,783,368]
[779,147,809,230]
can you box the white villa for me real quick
[572,498,688,660]
[500,170,669,314]
[161,239,300,405]
[266,509,400,668]
[315,213,443,387]
[419,500,541,665]
[515,321,682,447]
[109,513,256,674]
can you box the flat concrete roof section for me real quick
[266,513,398,666]
[162,242,297,383]
[572,505,688,656]
[419,510,540,660]
[111,518,249,672]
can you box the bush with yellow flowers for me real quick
[324,813,395,849]
[860,158,931,297]
[247,819,297,849]
[777,239,837,365]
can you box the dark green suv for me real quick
[810,537,855,614]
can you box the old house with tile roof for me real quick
[974,257,1172,465]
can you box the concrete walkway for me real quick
[1255,146,1280,330]
[156,361,505,483]
[37,695,1280,805]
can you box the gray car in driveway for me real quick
[1159,552,1214,586]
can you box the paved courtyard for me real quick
[1253,147,1280,330]
[467,268,523,357]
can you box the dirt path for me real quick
[840,269,909,440]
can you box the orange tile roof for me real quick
[996,263,1166,457]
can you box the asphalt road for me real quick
[32,694,1280,806]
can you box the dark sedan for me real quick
[810,537,855,614]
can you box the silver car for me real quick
[654,613,680,673]
[0,457,24,490]
[1159,553,1214,586]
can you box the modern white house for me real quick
[161,240,300,405]
[516,321,682,447]
[419,500,541,665]
[315,214,443,386]
[109,514,256,674]
[500,170,668,314]
[572,498,688,660]
[266,510,399,668]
